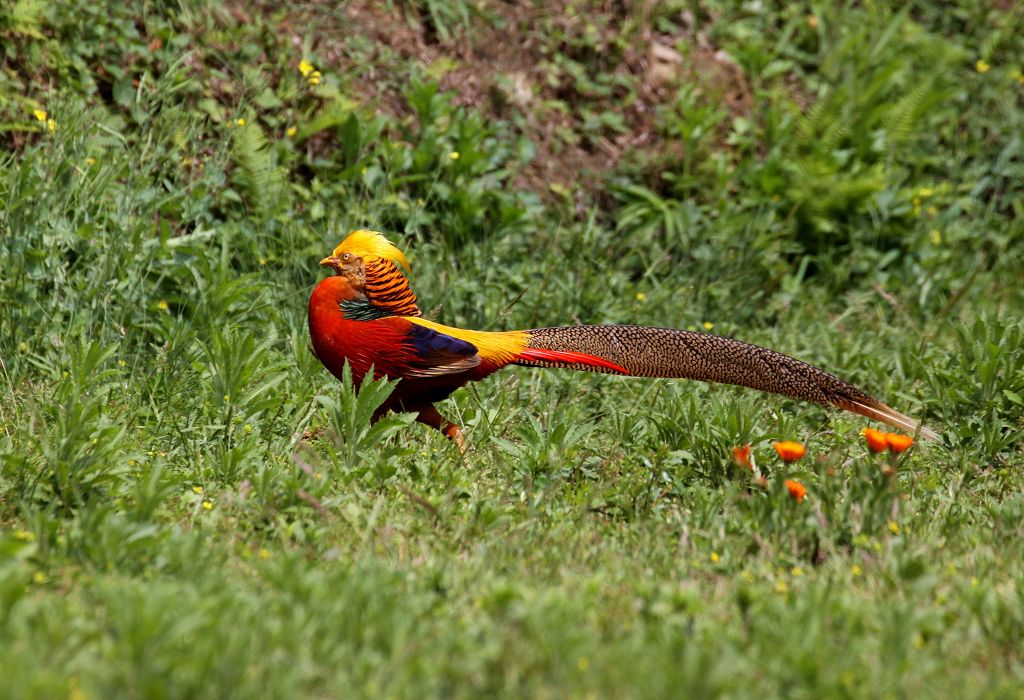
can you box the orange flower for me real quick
[885,433,914,453]
[862,428,888,453]
[773,441,806,463]
[784,480,808,503]
[732,444,752,469]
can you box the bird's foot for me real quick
[442,423,466,454]
[413,404,467,455]
[302,426,325,441]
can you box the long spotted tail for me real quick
[515,325,938,441]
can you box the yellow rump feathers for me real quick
[331,229,411,272]
[406,317,529,367]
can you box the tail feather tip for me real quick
[849,398,940,442]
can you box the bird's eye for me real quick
[341,253,351,261]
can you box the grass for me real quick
[1,1,1023,697]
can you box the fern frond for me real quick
[230,122,289,221]
[4,0,46,38]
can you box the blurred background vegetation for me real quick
[1,1,1023,697]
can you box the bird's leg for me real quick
[443,423,465,453]
[414,404,466,453]
[301,426,324,441]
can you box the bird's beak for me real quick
[320,256,338,269]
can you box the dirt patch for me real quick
[275,1,752,197]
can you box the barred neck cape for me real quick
[310,230,940,448]
[363,256,421,317]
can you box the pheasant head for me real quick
[319,229,421,317]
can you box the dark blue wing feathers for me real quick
[408,323,477,357]
[403,323,481,377]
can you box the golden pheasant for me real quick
[309,230,938,447]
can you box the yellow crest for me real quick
[331,230,411,272]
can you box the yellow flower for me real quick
[259,257,267,266]
[286,126,297,137]
[47,118,57,133]
[449,151,460,160]
[69,682,86,700]
[976,59,990,73]
[299,59,314,76]
[33,109,47,121]
[202,500,214,511]
[635,292,647,302]
[33,571,46,584]
[85,157,96,166]
[307,70,321,86]
[774,580,789,594]
[258,548,271,559]
[916,187,934,198]
[887,520,900,534]
[710,551,720,563]
[702,321,714,330]
[235,118,246,127]
[791,566,804,577]
[14,529,34,542]
[192,485,203,494]
[851,564,863,577]
[157,300,169,310]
